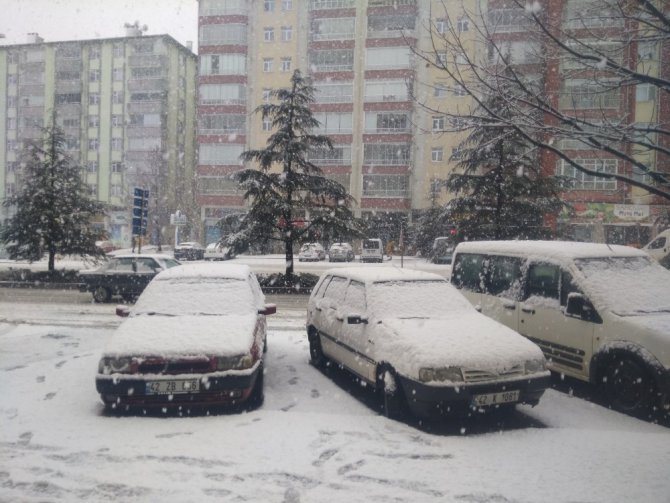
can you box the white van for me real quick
[450,240,670,417]
[360,238,383,263]
[643,229,670,267]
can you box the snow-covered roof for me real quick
[323,266,445,284]
[153,262,251,281]
[454,240,646,260]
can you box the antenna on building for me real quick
[124,21,148,37]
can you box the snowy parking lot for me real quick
[1,297,669,503]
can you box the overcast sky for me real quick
[0,0,199,51]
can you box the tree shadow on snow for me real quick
[314,361,547,436]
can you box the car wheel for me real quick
[377,366,407,419]
[92,286,111,303]
[308,330,326,368]
[245,364,264,410]
[603,356,656,416]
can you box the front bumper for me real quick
[96,365,261,409]
[398,372,551,418]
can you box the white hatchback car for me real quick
[306,267,550,419]
[298,243,326,261]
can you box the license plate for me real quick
[145,379,200,395]
[472,390,520,407]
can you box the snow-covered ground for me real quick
[1,300,668,502]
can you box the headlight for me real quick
[216,354,254,371]
[418,366,463,383]
[525,359,546,374]
[99,356,132,374]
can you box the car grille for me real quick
[462,365,524,383]
[138,357,213,375]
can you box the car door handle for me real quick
[521,307,535,314]
[503,303,516,310]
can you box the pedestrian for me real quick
[131,235,136,253]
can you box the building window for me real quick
[7,117,17,130]
[432,116,445,131]
[436,52,447,66]
[8,74,17,85]
[199,23,247,44]
[89,47,101,60]
[363,80,409,102]
[111,185,124,197]
[636,84,656,102]
[454,84,467,97]
[87,161,98,172]
[113,43,124,57]
[264,27,275,41]
[451,146,464,160]
[312,17,356,41]
[364,112,409,132]
[435,18,447,34]
[310,49,354,72]
[200,54,246,75]
[199,144,245,165]
[199,84,246,105]
[88,139,99,151]
[313,112,353,134]
[262,88,272,102]
[282,0,292,9]
[89,93,101,105]
[199,114,246,133]
[112,91,124,104]
[7,96,17,108]
[112,115,123,127]
[88,115,99,128]
[7,140,18,151]
[111,162,123,173]
[365,47,411,70]
[263,58,273,72]
[281,57,292,72]
[281,26,293,41]
[363,143,411,165]
[112,138,123,151]
[262,117,273,131]
[88,184,97,196]
[264,0,274,11]
[5,183,17,197]
[112,68,124,81]
[434,84,448,97]
[457,17,469,32]
[556,159,618,190]
[7,52,19,64]
[6,162,19,173]
[363,174,409,198]
[431,148,443,162]
[89,69,101,82]
[308,145,352,165]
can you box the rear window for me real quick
[363,240,380,249]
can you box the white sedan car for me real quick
[96,263,276,413]
[298,243,326,262]
[306,267,550,419]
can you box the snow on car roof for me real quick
[111,253,176,260]
[154,262,250,281]
[323,266,445,284]
[455,240,646,260]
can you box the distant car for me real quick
[79,254,181,303]
[96,263,276,413]
[204,242,234,261]
[360,238,384,263]
[298,243,326,262]
[306,267,550,419]
[95,240,118,254]
[328,242,355,262]
[173,241,205,261]
[431,236,455,264]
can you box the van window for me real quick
[363,240,380,249]
[648,236,666,250]
[452,253,486,292]
[526,263,560,300]
[488,256,523,298]
[323,276,347,302]
[343,281,366,311]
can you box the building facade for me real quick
[0,32,198,246]
[196,0,476,244]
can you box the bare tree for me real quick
[413,0,670,201]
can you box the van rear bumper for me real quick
[398,372,551,418]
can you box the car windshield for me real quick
[368,280,473,319]
[133,277,257,316]
[300,244,314,252]
[575,256,670,315]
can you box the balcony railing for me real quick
[199,98,246,106]
[311,64,354,73]
[311,32,355,41]
[364,94,409,102]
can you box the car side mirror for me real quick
[116,305,130,317]
[565,293,600,323]
[347,314,368,325]
[260,304,277,315]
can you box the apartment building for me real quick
[488,0,669,245]
[197,0,476,243]
[0,31,198,246]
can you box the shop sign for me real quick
[613,204,649,221]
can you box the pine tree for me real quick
[1,122,107,271]
[230,70,362,276]
[442,92,566,241]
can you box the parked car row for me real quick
[92,239,670,421]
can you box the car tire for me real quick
[377,366,407,420]
[92,286,111,303]
[245,364,264,410]
[603,356,656,416]
[308,330,326,368]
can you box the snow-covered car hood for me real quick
[372,313,545,378]
[102,313,258,358]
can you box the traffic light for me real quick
[132,187,149,236]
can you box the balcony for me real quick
[127,101,167,114]
[55,81,82,93]
[309,0,355,10]
[311,64,354,73]
[364,94,409,102]
[127,78,168,92]
[126,126,164,138]
[129,54,168,68]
